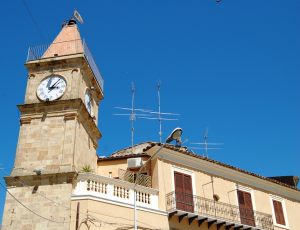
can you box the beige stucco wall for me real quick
[95,146,300,230]
[97,157,151,179]
[70,199,169,230]
[97,159,128,178]
[283,198,299,230]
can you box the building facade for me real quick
[1,21,300,230]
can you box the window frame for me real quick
[235,185,257,211]
[270,195,289,229]
[171,165,196,197]
[235,185,256,226]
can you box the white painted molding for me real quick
[269,195,290,229]
[235,184,257,211]
[71,195,167,216]
[171,165,197,196]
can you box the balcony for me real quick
[118,168,152,187]
[26,39,104,92]
[166,191,273,230]
[73,173,158,210]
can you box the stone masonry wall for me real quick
[12,115,76,176]
[2,182,72,230]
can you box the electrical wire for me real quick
[0,180,67,224]
[0,168,160,229]
[21,0,46,41]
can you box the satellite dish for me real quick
[74,9,84,24]
[166,127,183,146]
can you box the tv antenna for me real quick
[139,81,179,143]
[114,82,153,152]
[190,128,223,157]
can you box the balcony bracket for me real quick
[234,226,243,230]
[217,222,226,230]
[188,215,198,225]
[178,213,188,223]
[198,218,207,227]
[168,211,177,220]
[208,220,217,229]
[225,224,235,230]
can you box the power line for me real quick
[22,0,46,41]
[0,168,160,229]
[0,180,67,224]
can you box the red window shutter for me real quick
[175,172,184,194]
[237,190,245,205]
[244,192,254,210]
[237,190,255,227]
[174,172,194,212]
[174,172,185,210]
[273,200,286,225]
[184,175,192,195]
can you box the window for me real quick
[272,199,286,226]
[174,171,194,212]
[237,190,255,227]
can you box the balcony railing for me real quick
[118,168,152,187]
[166,191,273,230]
[73,173,158,210]
[26,39,104,92]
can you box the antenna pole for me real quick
[157,82,162,143]
[204,128,208,157]
[131,82,135,153]
[190,129,223,157]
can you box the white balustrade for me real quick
[73,173,159,210]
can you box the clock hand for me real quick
[50,79,61,89]
[47,78,53,89]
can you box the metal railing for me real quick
[166,191,273,230]
[26,39,104,91]
[118,169,152,188]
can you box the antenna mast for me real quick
[203,128,208,156]
[138,81,179,143]
[130,82,135,151]
[157,82,162,143]
[114,82,153,153]
[190,128,223,158]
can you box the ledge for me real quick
[17,98,101,147]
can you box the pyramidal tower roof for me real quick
[26,19,104,95]
[42,20,83,58]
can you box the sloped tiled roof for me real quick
[98,142,299,191]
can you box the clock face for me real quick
[37,76,67,101]
[85,90,92,115]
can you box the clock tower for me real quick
[2,19,103,229]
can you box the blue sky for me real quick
[0,0,299,222]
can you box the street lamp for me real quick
[133,127,183,230]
